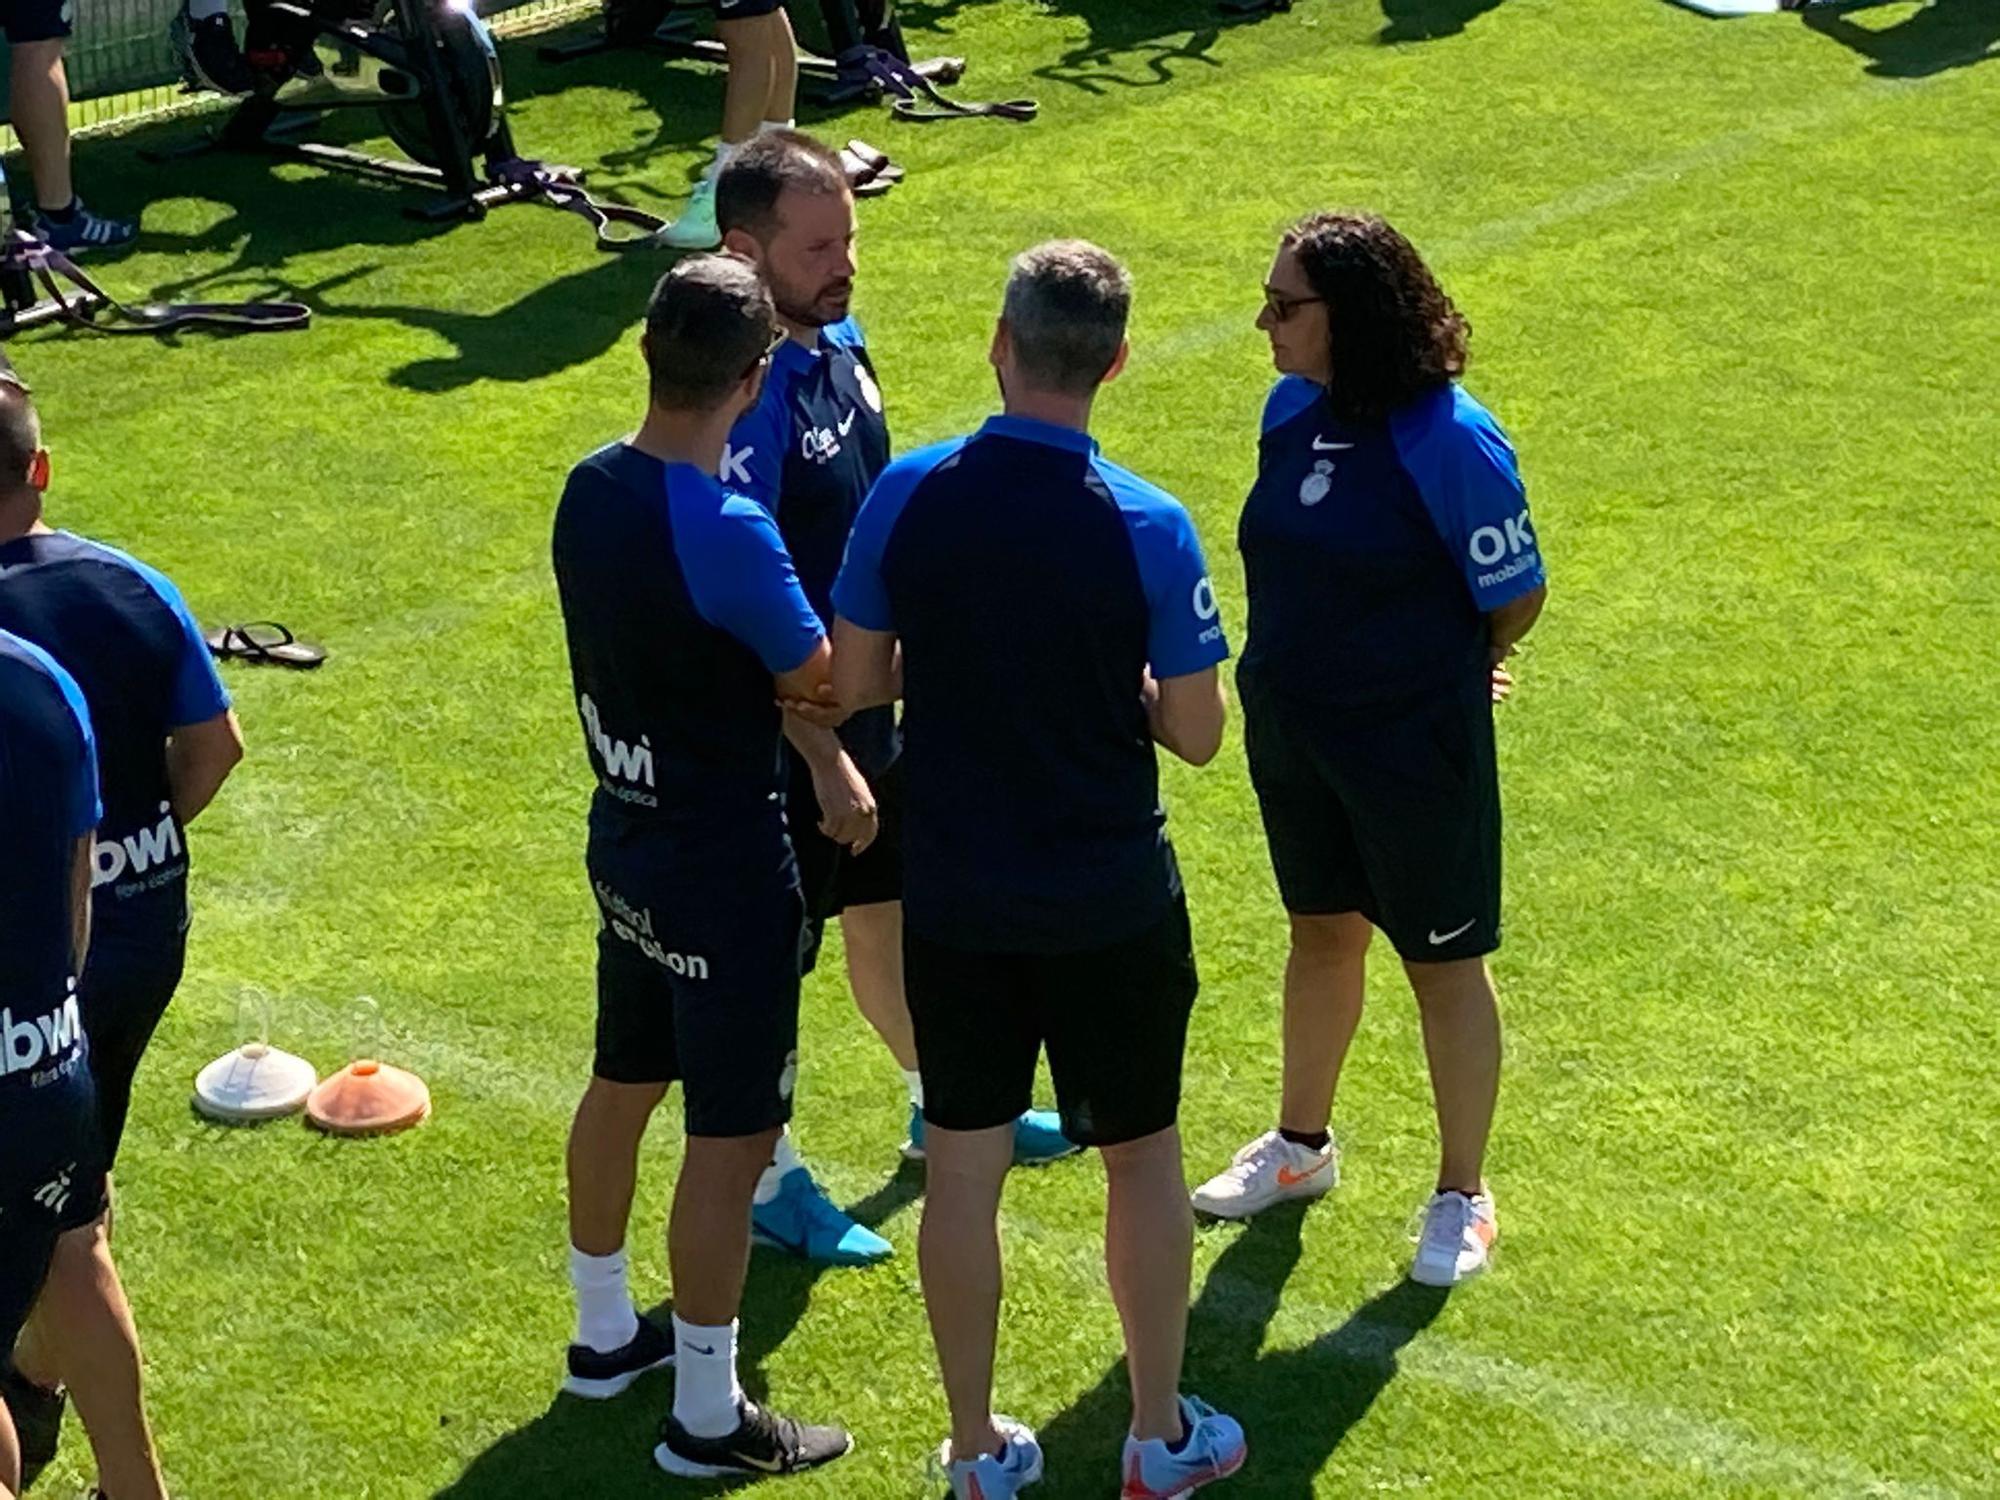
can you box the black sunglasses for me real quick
[1262,288,1326,323]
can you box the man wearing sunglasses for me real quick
[553,256,853,1479]
[0,366,239,1500]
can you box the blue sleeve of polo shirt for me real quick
[1263,376,1321,434]
[722,380,788,514]
[1097,459,1231,679]
[823,317,865,350]
[120,552,231,727]
[670,480,825,675]
[1393,385,1546,610]
[832,438,965,631]
[9,636,101,835]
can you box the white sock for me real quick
[187,0,229,18]
[671,1314,743,1438]
[757,118,795,136]
[752,1128,801,1205]
[903,1069,924,1110]
[568,1246,639,1354]
[706,139,741,182]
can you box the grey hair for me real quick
[1001,239,1132,397]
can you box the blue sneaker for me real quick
[1120,1396,1246,1499]
[939,1415,1042,1499]
[30,199,135,255]
[903,1106,1080,1167]
[751,1166,892,1266]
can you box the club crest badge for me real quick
[855,364,884,415]
[1300,460,1335,507]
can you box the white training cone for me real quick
[194,987,318,1122]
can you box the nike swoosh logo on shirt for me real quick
[1312,437,1354,451]
[837,409,857,436]
[1428,919,1477,946]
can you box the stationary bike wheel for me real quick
[375,0,502,169]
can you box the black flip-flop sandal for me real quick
[846,140,905,185]
[839,147,894,198]
[205,621,327,670]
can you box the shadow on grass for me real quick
[429,1160,922,1500]
[1033,1205,1448,1498]
[1802,0,1998,78]
[1378,0,1510,44]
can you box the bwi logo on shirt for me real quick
[93,802,184,889]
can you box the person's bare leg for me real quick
[1103,1127,1193,1442]
[8,42,73,212]
[714,13,782,146]
[841,901,917,1071]
[567,1077,667,1256]
[3,1400,21,1499]
[1404,956,1502,1193]
[762,6,798,124]
[668,1128,781,1327]
[917,1123,1013,1462]
[15,1215,166,1500]
[1278,912,1372,1134]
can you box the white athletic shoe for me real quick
[1190,1130,1338,1219]
[1409,1189,1497,1287]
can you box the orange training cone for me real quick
[304,995,431,1137]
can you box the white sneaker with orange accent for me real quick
[1409,1189,1497,1286]
[1190,1130,1338,1220]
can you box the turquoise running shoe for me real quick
[654,177,720,251]
[751,1166,892,1266]
[903,1105,1079,1167]
[938,1415,1043,1499]
[1120,1396,1246,1499]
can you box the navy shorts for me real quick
[76,927,188,1174]
[1242,670,1502,963]
[905,896,1199,1149]
[0,1055,97,1354]
[587,816,806,1138]
[784,748,904,974]
[0,0,71,45]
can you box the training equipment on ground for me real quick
[304,996,433,1135]
[195,1042,319,1121]
[1664,0,1876,15]
[157,0,662,246]
[540,0,1031,121]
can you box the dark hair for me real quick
[1001,240,1132,397]
[643,255,778,412]
[1283,212,1468,425]
[0,369,41,490]
[715,130,849,244]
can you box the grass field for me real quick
[17,0,2000,1494]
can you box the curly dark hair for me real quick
[1282,212,1469,425]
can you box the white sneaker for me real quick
[1409,1189,1497,1286]
[1190,1129,1338,1220]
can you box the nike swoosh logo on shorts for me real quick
[1429,919,1477,946]
[1312,437,1354,451]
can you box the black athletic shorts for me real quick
[76,927,187,1171]
[905,896,1199,1149]
[0,0,72,45]
[709,0,784,19]
[784,748,904,974]
[1241,669,1501,964]
[587,816,805,1138]
[0,1068,97,1354]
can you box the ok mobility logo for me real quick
[1470,511,1539,591]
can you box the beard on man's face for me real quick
[772,271,853,329]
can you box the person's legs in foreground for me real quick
[659,5,799,248]
[918,1122,1017,1465]
[1191,910,1368,1219]
[1405,955,1502,1287]
[3,1400,21,1500]
[13,1209,166,1500]
[7,37,134,252]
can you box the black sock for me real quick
[1279,1127,1329,1151]
[38,198,78,224]
[1166,1418,1192,1456]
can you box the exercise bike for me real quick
[155,0,663,242]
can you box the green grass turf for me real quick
[18,0,1999,1494]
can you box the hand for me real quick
[1491,664,1514,704]
[778,681,847,729]
[813,751,879,855]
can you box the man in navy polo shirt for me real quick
[0,370,238,1500]
[0,627,100,1500]
[714,129,1075,1272]
[829,242,1247,1500]
[554,255,852,1481]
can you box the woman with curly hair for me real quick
[1190,212,1547,1287]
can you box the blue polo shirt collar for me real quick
[978,413,1100,456]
